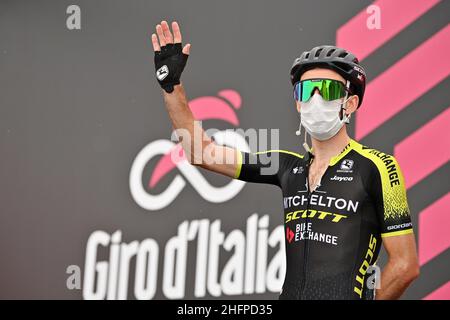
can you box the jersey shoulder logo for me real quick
[292,166,304,174]
[340,159,354,171]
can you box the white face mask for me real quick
[300,93,350,141]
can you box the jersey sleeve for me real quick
[234,150,299,188]
[368,154,413,238]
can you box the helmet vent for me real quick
[315,48,323,58]
[338,51,348,58]
[326,48,336,57]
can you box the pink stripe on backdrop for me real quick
[394,107,450,188]
[418,193,450,265]
[355,25,450,139]
[336,0,440,61]
[423,281,450,300]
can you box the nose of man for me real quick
[297,89,321,113]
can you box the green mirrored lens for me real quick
[296,79,346,102]
[299,81,317,101]
[323,79,345,101]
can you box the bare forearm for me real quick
[162,83,212,163]
[162,83,194,131]
[376,260,419,300]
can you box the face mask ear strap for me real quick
[295,112,302,136]
[294,111,312,153]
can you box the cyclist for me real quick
[151,20,419,300]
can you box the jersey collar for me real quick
[329,139,357,166]
[307,138,357,166]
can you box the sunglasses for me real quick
[293,78,350,102]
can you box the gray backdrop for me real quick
[0,0,449,299]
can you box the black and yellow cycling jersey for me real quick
[234,138,413,300]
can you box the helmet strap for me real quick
[303,131,311,153]
[341,80,351,124]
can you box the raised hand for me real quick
[151,21,191,93]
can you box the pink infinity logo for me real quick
[130,90,249,211]
[149,90,242,188]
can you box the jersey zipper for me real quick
[301,154,331,299]
[301,157,312,298]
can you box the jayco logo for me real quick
[129,90,251,211]
[330,175,354,182]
